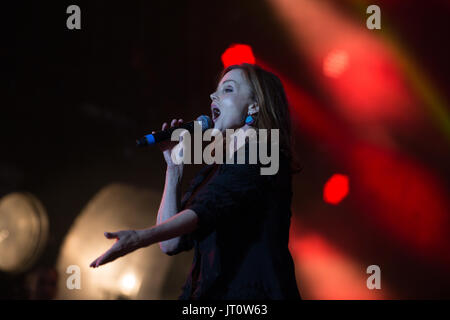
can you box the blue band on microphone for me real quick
[144,134,156,145]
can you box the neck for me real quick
[225,124,256,155]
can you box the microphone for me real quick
[136,115,213,147]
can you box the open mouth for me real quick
[211,105,221,121]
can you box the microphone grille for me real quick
[196,115,213,131]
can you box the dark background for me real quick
[1,1,449,299]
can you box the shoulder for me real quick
[219,141,291,180]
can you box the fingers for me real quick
[104,231,119,239]
[162,119,184,131]
[90,231,126,268]
[90,254,106,268]
[90,230,140,268]
[90,245,119,268]
[171,119,184,127]
[95,250,114,267]
[89,259,97,268]
[89,254,104,268]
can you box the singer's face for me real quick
[210,69,254,133]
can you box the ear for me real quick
[248,102,259,114]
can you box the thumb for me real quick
[104,231,118,239]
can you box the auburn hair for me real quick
[219,63,302,174]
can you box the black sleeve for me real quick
[186,162,267,236]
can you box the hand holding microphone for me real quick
[137,115,213,170]
[157,118,186,170]
[136,115,212,147]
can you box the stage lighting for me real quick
[323,49,349,78]
[323,174,349,205]
[0,192,49,273]
[56,183,193,299]
[221,44,255,68]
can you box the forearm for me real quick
[89,209,197,269]
[139,209,198,248]
[157,166,183,251]
[157,167,182,223]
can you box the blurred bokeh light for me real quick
[56,184,192,299]
[0,193,48,274]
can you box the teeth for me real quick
[212,108,220,119]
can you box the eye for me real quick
[224,87,233,93]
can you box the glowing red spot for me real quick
[323,49,349,78]
[221,44,255,68]
[323,174,349,205]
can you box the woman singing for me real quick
[90,63,301,300]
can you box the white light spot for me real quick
[120,273,136,295]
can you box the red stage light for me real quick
[323,49,349,78]
[221,44,255,68]
[323,174,349,205]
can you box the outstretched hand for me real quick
[89,230,141,268]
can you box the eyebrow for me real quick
[217,79,238,91]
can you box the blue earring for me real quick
[245,114,256,125]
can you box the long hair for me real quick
[219,63,302,174]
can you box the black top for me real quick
[169,142,301,300]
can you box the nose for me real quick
[210,91,218,101]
